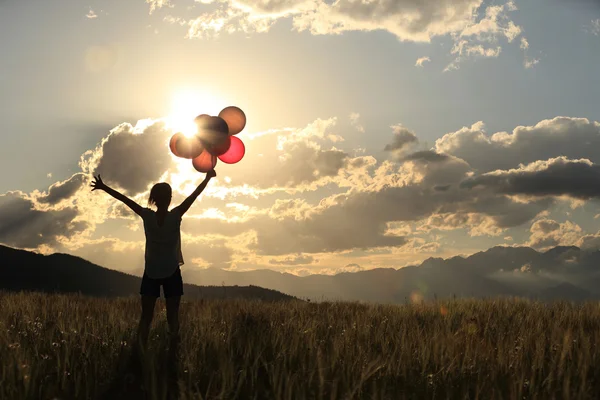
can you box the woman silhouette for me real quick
[91,169,216,354]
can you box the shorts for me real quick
[140,268,184,298]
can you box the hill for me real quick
[3,244,600,303]
[0,245,297,301]
[183,246,600,302]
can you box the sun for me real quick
[166,88,227,137]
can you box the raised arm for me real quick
[174,169,216,216]
[90,175,144,217]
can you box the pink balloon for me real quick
[192,150,217,173]
[218,136,245,164]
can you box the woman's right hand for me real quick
[206,169,217,179]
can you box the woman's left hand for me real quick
[90,175,107,191]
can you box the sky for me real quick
[1,0,600,277]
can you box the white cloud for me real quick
[86,8,98,19]
[526,219,582,251]
[147,0,173,14]
[349,112,364,133]
[591,19,600,36]
[157,0,532,69]
[415,56,431,67]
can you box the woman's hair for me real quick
[148,183,172,208]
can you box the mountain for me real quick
[3,244,600,303]
[0,245,297,301]
[182,246,600,303]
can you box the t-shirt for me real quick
[140,207,184,279]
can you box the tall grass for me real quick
[1,291,600,399]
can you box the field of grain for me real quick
[1,291,600,399]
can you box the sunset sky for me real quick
[1,0,600,277]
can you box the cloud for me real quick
[349,112,364,133]
[184,149,549,256]
[86,8,98,19]
[519,37,539,68]
[415,56,431,67]
[591,19,600,36]
[6,113,600,275]
[460,157,600,200]
[37,173,87,205]
[159,0,532,70]
[0,191,87,249]
[418,212,504,237]
[443,1,527,71]
[384,124,419,156]
[147,0,172,14]
[526,219,582,251]
[269,254,316,265]
[80,120,174,196]
[435,117,600,173]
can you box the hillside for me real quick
[0,245,297,301]
[3,244,600,303]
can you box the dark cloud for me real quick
[460,157,600,199]
[183,151,554,254]
[384,125,418,154]
[82,121,173,196]
[38,173,86,205]
[402,150,449,163]
[436,117,600,172]
[0,192,87,248]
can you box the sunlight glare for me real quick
[166,88,226,137]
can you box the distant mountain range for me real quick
[3,244,600,302]
[0,245,296,301]
[182,245,600,302]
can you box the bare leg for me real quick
[166,296,181,343]
[137,295,157,352]
[166,295,182,397]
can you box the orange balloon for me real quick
[218,136,245,164]
[218,106,246,135]
[169,133,184,157]
[192,150,217,173]
[175,135,204,159]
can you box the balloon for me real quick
[198,116,230,155]
[218,106,246,135]
[194,114,211,126]
[175,135,204,159]
[169,133,184,157]
[218,136,245,164]
[192,150,217,173]
[207,135,231,156]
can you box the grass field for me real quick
[1,291,600,399]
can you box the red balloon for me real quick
[218,136,245,164]
[218,106,246,135]
[175,135,204,159]
[169,133,184,157]
[192,150,217,172]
